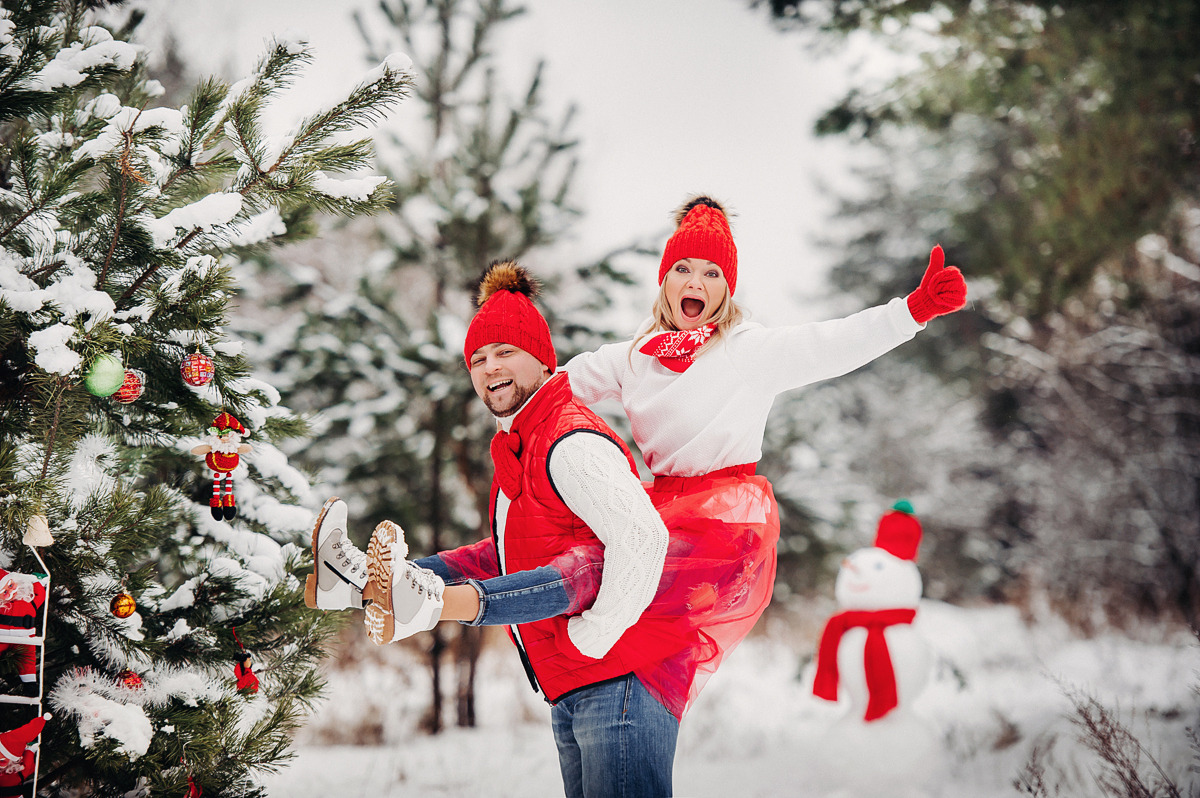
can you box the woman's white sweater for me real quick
[563,297,923,477]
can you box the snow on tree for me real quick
[234,0,641,734]
[761,349,1004,604]
[976,211,1200,629]
[0,1,411,793]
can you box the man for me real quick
[306,260,677,798]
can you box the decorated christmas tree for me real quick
[0,1,410,793]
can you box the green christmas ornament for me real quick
[84,353,125,397]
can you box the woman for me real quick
[561,195,967,717]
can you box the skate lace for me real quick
[334,539,367,579]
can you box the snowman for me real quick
[807,501,940,797]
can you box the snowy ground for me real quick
[260,601,1197,797]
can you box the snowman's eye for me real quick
[874,562,884,570]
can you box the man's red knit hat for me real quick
[658,196,739,295]
[873,500,922,562]
[463,260,557,371]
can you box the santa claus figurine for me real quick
[0,569,47,698]
[191,412,252,521]
[0,714,49,794]
[812,501,931,722]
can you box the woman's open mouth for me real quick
[680,297,706,321]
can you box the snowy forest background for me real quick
[3,0,1198,795]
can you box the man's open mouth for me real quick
[488,379,513,392]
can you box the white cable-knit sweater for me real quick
[494,393,669,659]
[563,297,924,477]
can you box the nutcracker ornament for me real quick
[190,412,251,521]
[0,568,48,697]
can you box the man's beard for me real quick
[483,377,540,417]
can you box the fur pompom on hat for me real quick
[463,260,557,371]
[659,195,739,294]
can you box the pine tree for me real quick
[761,0,1200,626]
[237,0,640,733]
[0,2,410,793]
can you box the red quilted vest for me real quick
[489,372,675,702]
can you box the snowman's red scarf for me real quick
[812,608,917,721]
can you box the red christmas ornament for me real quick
[118,669,143,689]
[186,774,203,798]
[113,369,145,404]
[180,353,215,387]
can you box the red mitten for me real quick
[906,245,967,323]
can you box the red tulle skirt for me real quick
[633,465,779,718]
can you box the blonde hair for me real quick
[629,276,745,361]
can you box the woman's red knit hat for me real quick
[658,196,739,294]
[463,260,557,371]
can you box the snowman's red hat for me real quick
[873,500,922,562]
[0,714,49,761]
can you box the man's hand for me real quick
[906,245,967,323]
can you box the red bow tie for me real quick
[638,325,716,373]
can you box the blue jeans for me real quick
[551,673,679,798]
[417,557,583,627]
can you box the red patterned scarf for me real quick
[638,324,716,373]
